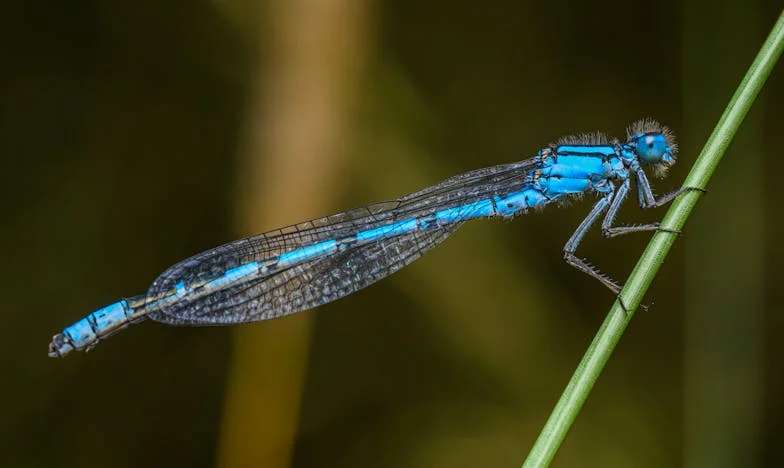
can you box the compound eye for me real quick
[636,133,667,163]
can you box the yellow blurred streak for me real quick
[216,1,375,467]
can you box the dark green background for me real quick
[2,0,783,466]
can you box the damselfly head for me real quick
[627,119,677,176]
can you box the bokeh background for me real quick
[3,0,783,467]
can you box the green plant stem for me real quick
[523,9,784,468]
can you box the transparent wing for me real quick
[146,158,537,323]
[147,222,462,325]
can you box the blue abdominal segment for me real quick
[278,240,338,265]
[53,300,135,356]
[201,262,260,290]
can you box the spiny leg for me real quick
[563,192,624,297]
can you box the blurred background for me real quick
[2,0,783,467]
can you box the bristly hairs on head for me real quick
[627,118,678,158]
[628,118,678,178]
